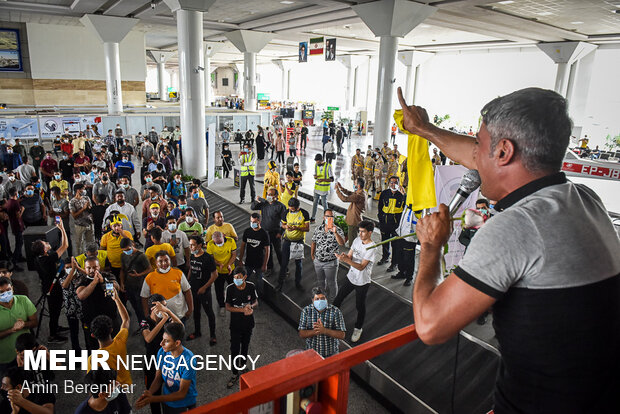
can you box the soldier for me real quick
[373,149,384,200]
[380,141,392,161]
[386,152,399,183]
[350,148,364,181]
[399,156,408,188]
[391,143,401,159]
[363,150,375,195]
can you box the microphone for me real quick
[448,169,481,216]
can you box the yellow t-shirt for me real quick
[75,250,108,269]
[49,180,69,198]
[145,243,176,269]
[280,182,296,208]
[88,328,132,385]
[100,230,133,268]
[205,223,238,241]
[283,209,309,242]
[206,237,237,274]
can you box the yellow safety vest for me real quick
[314,163,331,192]
[240,153,255,177]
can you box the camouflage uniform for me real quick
[363,154,375,192]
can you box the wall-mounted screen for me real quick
[0,29,22,72]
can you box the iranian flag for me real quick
[309,37,324,55]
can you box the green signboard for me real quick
[327,106,339,111]
[257,93,270,101]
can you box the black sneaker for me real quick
[238,200,245,204]
[310,218,316,223]
[387,264,397,273]
[391,273,407,280]
[403,279,412,286]
[377,257,389,266]
[57,326,70,332]
[227,374,239,389]
[275,281,283,292]
[48,335,67,344]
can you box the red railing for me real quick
[188,324,419,414]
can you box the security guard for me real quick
[377,176,405,272]
[239,143,256,204]
[363,150,374,194]
[310,154,333,222]
[350,148,364,181]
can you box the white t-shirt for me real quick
[15,163,35,185]
[161,230,190,266]
[346,237,376,286]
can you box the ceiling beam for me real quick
[238,3,348,30]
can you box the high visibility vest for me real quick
[240,153,255,176]
[353,155,363,167]
[314,163,331,192]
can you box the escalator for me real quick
[204,188,499,413]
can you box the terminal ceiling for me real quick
[1,0,620,68]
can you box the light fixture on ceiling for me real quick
[536,11,553,16]
[570,21,584,24]
[497,1,514,4]
[280,1,295,4]
[419,24,431,28]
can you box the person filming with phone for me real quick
[311,209,345,301]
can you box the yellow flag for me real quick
[393,110,437,211]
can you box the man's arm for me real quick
[397,87,475,169]
[413,204,495,345]
[238,241,246,264]
[113,289,130,330]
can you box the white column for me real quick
[103,42,123,114]
[157,61,167,101]
[287,69,291,100]
[373,36,398,147]
[345,65,354,111]
[204,57,211,106]
[177,9,206,178]
[365,56,372,111]
[281,67,287,100]
[404,64,413,102]
[554,63,569,96]
[244,51,257,111]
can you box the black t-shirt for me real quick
[75,393,131,414]
[35,252,64,291]
[140,316,167,357]
[59,158,75,179]
[9,392,56,414]
[78,272,118,325]
[301,127,308,138]
[188,252,216,287]
[292,171,302,182]
[225,282,257,330]
[242,228,270,268]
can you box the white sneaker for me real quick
[351,328,363,343]
[219,307,226,317]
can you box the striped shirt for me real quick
[298,304,345,358]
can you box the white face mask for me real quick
[159,266,171,274]
[106,385,120,402]
[185,217,194,224]
[215,241,224,247]
[156,311,164,319]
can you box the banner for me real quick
[0,118,39,139]
[39,117,64,139]
[298,42,307,63]
[325,38,336,61]
[63,117,81,134]
[309,37,324,56]
[433,165,480,273]
[80,116,103,136]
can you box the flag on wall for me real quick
[309,37,324,55]
[325,38,336,61]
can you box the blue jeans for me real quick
[278,239,303,284]
[311,193,328,219]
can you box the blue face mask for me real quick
[179,205,187,210]
[123,248,133,255]
[0,290,13,303]
[35,183,41,189]
[314,299,327,311]
[25,190,34,196]
[192,193,199,199]
[489,203,495,209]
[250,222,258,229]
[233,278,244,287]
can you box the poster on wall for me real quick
[298,42,307,63]
[63,117,81,134]
[39,117,64,139]
[325,38,336,61]
[80,116,103,136]
[0,118,39,139]
[0,29,22,72]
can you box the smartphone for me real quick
[325,216,334,230]
[55,216,61,225]
[105,283,114,297]
[171,234,176,242]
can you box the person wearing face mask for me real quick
[205,210,237,243]
[187,185,209,226]
[49,169,69,199]
[0,277,37,371]
[186,236,217,344]
[276,197,310,292]
[100,218,134,282]
[103,191,140,240]
[206,231,237,316]
[475,198,492,220]
[140,251,193,322]
[221,143,232,178]
[335,178,367,248]
[178,208,203,237]
[5,188,25,269]
[238,145,256,204]
[72,133,87,155]
[298,286,346,358]
[117,176,138,208]
[280,171,297,208]
[14,156,35,186]
[251,188,286,276]
[224,266,258,389]
[166,173,187,203]
[310,153,334,222]
[142,203,166,249]
[76,257,120,351]
[119,238,151,323]
[29,140,45,177]
[377,176,406,271]
[262,161,280,200]
[92,171,117,204]
[75,369,131,414]
[3,172,24,195]
[140,138,155,165]
[140,172,162,200]
[113,154,134,182]
[114,124,124,148]
[1,366,55,414]
[311,209,345,301]
[373,148,385,200]
[39,151,58,185]
[161,216,190,271]
[49,186,73,256]
[238,213,270,291]
[69,183,94,253]
[142,188,168,219]
[350,148,364,181]
[120,138,133,161]
[145,227,177,270]
[60,136,73,156]
[74,149,91,170]
[86,283,131,386]
[21,184,47,227]
[3,145,22,171]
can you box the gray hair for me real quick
[311,286,326,298]
[481,87,572,173]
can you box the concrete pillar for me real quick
[272,60,294,101]
[225,30,274,111]
[147,51,175,101]
[204,42,223,107]
[352,0,436,146]
[338,55,365,111]
[365,56,372,112]
[164,0,216,179]
[537,42,597,97]
[398,50,434,102]
[80,14,138,114]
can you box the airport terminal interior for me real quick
[0,0,620,413]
